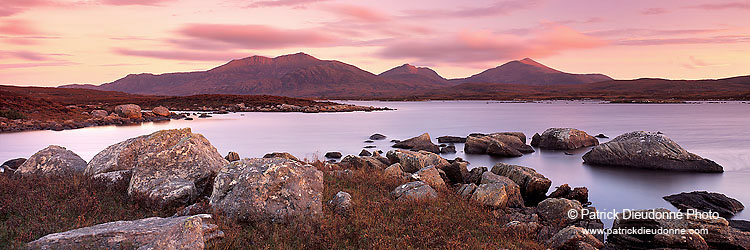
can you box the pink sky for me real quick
[1,0,749,86]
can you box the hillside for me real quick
[452,58,612,85]
[378,64,450,85]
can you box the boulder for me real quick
[338,155,388,170]
[369,133,387,140]
[384,163,409,180]
[437,136,466,143]
[392,133,440,153]
[325,151,342,158]
[27,214,222,250]
[491,163,551,205]
[442,161,468,184]
[262,152,299,161]
[16,145,86,176]
[209,158,323,222]
[457,183,478,199]
[547,226,604,250]
[594,133,608,138]
[549,184,589,205]
[464,132,533,157]
[359,149,371,156]
[386,150,449,173]
[152,106,170,117]
[92,170,132,185]
[470,172,524,209]
[606,208,750,249]
[224,151,240,162]
[410,166,446,190]
[663,191,744,218]
[114,104,142,119]
[1,157,26,173]
[391,181,438,201]
[582,131,723,172]
[530,128,599,150]
[90,109,108,118]
[465,167,487,185]
[85,128,227,208]
[537,198,583,225]
[731,220,750,232]
[440,145,457,154]
[328,191,353,215]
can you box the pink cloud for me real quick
[114,48,250,61]
[0,61,77,69]
[688,2,750,10]
[245,0,328,8]
[642,8,667,15]
[0,50,67,61]
[616,35,750,46]
[405,0,542,19]
[0,0,53,16]
[322,4,390,22]
[98,0,175,6]
[378,24,605,64]
[0,19,44,35]
[177,24,337,49]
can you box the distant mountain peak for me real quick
[379,63,448,85]
[274,52,318,60]
[453,58,612,85]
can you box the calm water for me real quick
[2,101,749,226]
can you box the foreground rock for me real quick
[547,226,604,250]
[337,155,388,170]
[606,208,750,249]
[85,128,227,208]
[410,166,446,189]
[467,172,524,209]
[442,160,468,184]
[491,163,551,205]
[224,151,240,162]
[27,214,222,250]
[328,191,353,215]
[210,157,323,222]
[386,150,449,173]
[392,133,440,153]
[464,132,533,157]
[536,198,583,225]
[16,145,86,176]
[549,184,589,205]
[582,131,723,172]
[530,128,599,150]
[152,106,170,117]
[664,191,745,218]
[391,181,438,201]
[114,104,142,119]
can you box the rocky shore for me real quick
[2,127,744,249]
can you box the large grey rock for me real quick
[16,145,86,176]
[530,128,599,150]
[457,183,478,199]
[391,181,438,201]
[114,104,142,119]
[664,191,744,218]
[392,133,440,153]
[491,163,551,205]
[386,150,449,173]
[582,131,723,172]
[470,172,524,209]
[547,226,604,250]
[442,160,468,184]
[209,157,323,222]
[86,128,227,208]
[465,166,487,185]
[464,132,533,157]
[537,198,583,225]
[606,208,750,249]
[384,163,409,180]
[410,166,446,190]
[328,191,353,215]
[27,214,222,250]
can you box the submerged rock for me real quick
[209,157,323,222]
[325,151,342,159]
[391,181,438,201]
[27,214,222,250]
[369,133,387,140]
[582,131,723,172]
[392,133,440,153]
[530,128,599,150]
[16,145,86,176]
[664,191,744,218]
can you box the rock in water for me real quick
[437,136,466,143]
[464,132,533,157]
[262,152,299,161]
[391,181,438,201]
[530,128,599,150]
[490,163,551,205]
[114,104,142,119]
[152,106,170,117]
[582,131,723,172]
[85,128,227,208]
[210,158,323,222]
[325,151,342,159]
[369,133,387,140]
[392,133,440,153]
[328,191,353,215]
[439,145,456,154]
[27,214,222,250]
[664,191,744,218]
[224,151,240,162]
[16,145,86,176]
[359,149,371,156]
[606,208,750,249]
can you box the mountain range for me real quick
[62,52,617,98]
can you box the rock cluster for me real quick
[531,128,599,150]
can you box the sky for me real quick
[1,0,749,86]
